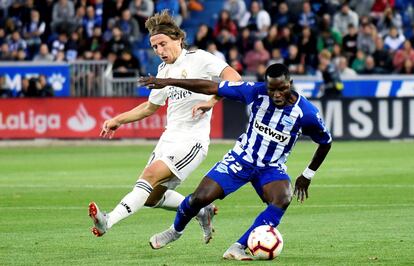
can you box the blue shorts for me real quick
[206,151,290,199]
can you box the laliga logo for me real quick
[67,104,96,132]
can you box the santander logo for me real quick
[67,104,96,132]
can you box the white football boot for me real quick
[88,202,108,237]
[223,243,254,261]
[196,204,218,244]
[149,225,182,249]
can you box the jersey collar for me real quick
[172,48,187,66]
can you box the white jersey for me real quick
[149,49,228,143]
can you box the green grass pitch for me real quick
[1,141,413,265]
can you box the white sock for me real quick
[155,190,185,211]
[155,190,205,218]
[107,180,153,228]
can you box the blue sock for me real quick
[237,204,285,247]
[173,195,201,232]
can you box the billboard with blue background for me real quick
[137,75,414,98]
[0,63,70,97]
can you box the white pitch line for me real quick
[0,184,413,189]
[0,203,413,211]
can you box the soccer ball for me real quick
[247,225,283,260]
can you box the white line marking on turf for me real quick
[0,203,412,210]
[0,184,413,189]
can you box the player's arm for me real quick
[294,142,332,203]
[140,76,219,95]
[100,101,160,139]
[192,66,242,117]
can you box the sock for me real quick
[154,190,185,211]
[173,195,201,232]
[237,204,285,247]
[107,180,153,229]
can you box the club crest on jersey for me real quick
[281,115,294,129]
[253,119,291,144]
[181,69,187,79]
[215,163,229,174]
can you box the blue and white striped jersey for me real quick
[218,81,332,168]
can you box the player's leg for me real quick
[149,176,223,249]
[105,160,173,229]
[89,160,174,237]
[224,169,292,260]
[150,152,252,249]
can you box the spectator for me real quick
[223,0,247,22]
[336,56,357,78]
[359,55,383,74]
[0,43,13,60]
[117,9,141,43]
[255,63,267,81]
[38,0,54,40]
[36,75,54,97]
[371,0,395,20]
[73,6,86,31]
[277,26,296,57]
[23,9,45,58]
[215,29,236,56]
[377,7,403,36]
[333,2,359,36]
[400,58,414,74]
[227,46,244,74]
[65,31,81,61]
[51,0,75,34]
[298,1,317,30]
[393,40,414,71]
[193,23,214,50]
[357,22,377,55]
[349,0,375,17]
[239,0,271,39]
[104,26,130,57]
[243,39,270,74]
[298,26,318,72]
[272,2,293,29]
[318,49,343,98]
[342,24,358,61]
[284,44,305,74]
[206,41,226,62]
[83,5,102,39]
[262,25,279,54]
[384,25,406,53]
[235,27,255,55]
[33,43,54,62]
[83,26,104,54]
[8,31,27,58]
[351,49,366,73]
[213,10,238,39]
[112,49,141,78]
[155,0,188,26]
[372,36,392,72]
[317,14,342,53]
[267,48,284,66]
[129,0,154,33]
[51,32,68,58]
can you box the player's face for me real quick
[266,78,292,107]
[150,34,182,64]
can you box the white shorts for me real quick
[146,139,208,190]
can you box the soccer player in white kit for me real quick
[88,10,241,243]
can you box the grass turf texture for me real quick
[0,141,413,265]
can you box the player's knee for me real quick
[141,168,160,187]
[189,192,210,209]
[270,191,292,210]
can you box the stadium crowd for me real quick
[1,0,414,97]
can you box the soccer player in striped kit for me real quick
[140,63,332,260]
[88,10,241,243]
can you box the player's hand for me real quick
[100,119,121,139]
[138,75,166,89]
[293,175,311,203]
[191,100,214,118]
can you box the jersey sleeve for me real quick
[148,70,168,106]
[301,106,332,144]
[217,81,258,104]
[195,50,228,77]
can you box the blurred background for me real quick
[0,0,413,141]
